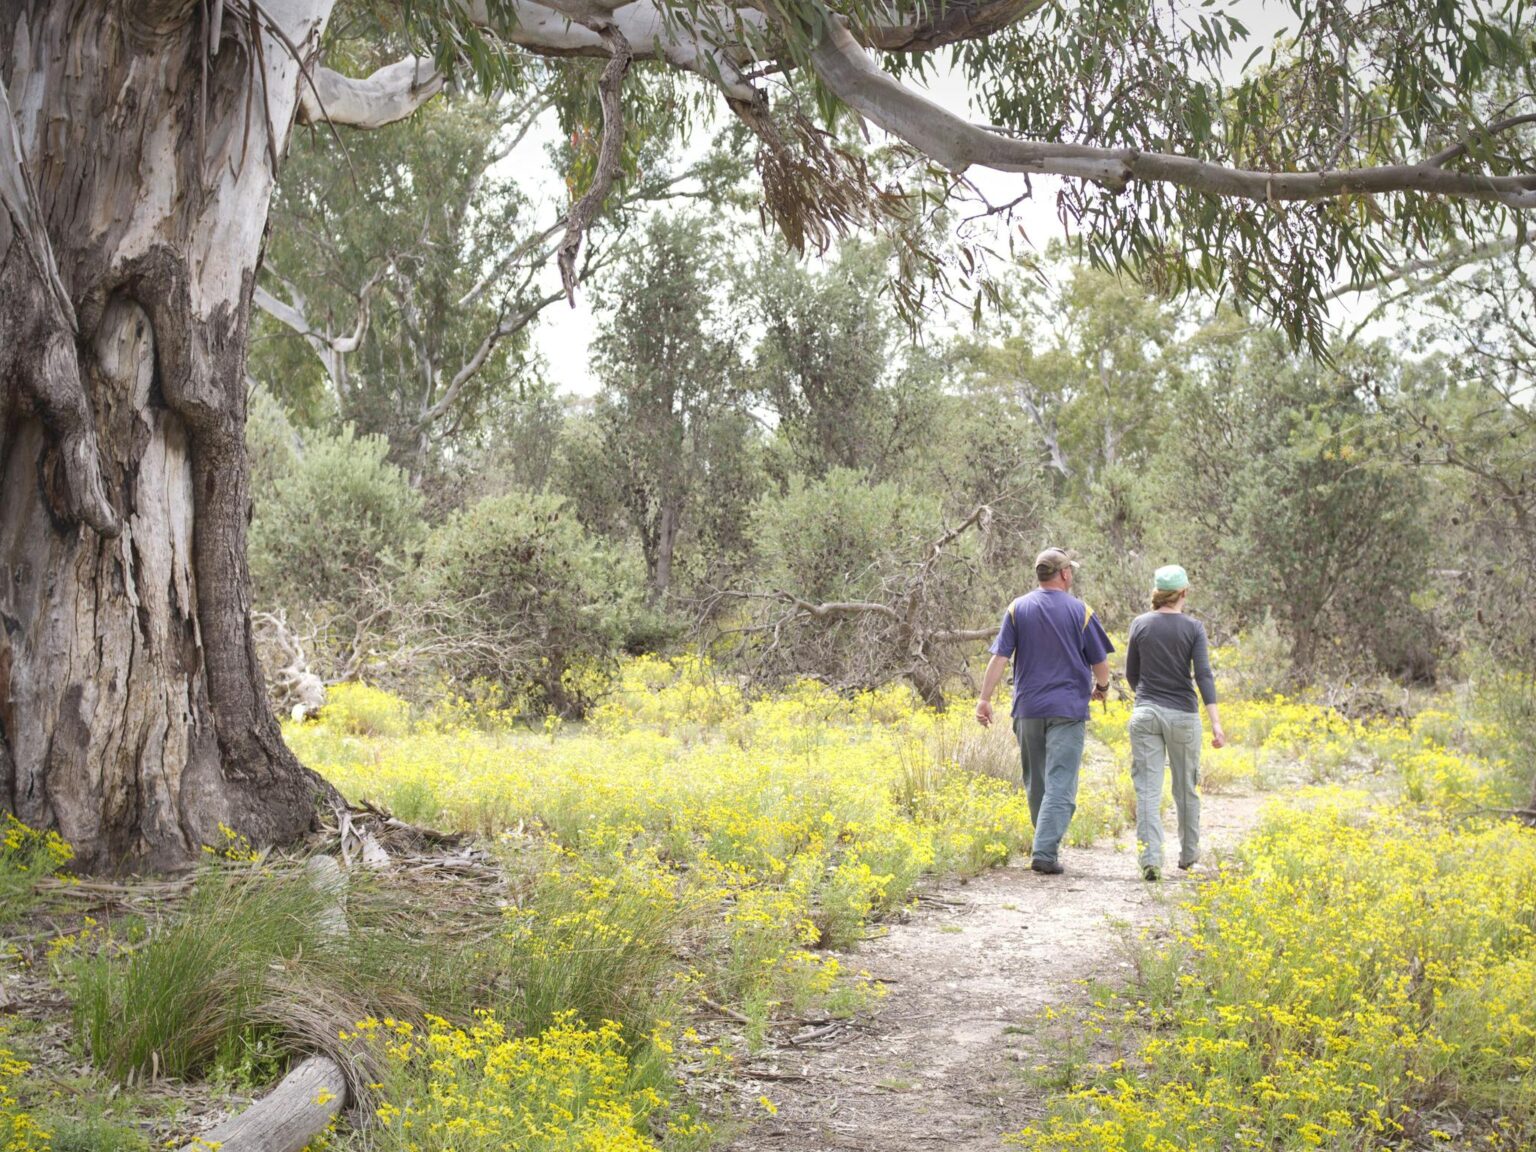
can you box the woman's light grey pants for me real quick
[1128,703,1203,869]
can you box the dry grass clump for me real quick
[73,858,506,1090]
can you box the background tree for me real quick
[1161,331,1433,680]
[1365,242,1536,803]
[747,240,937,483]
[588,215,752,604]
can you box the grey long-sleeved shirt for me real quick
[1124,612,1217,714]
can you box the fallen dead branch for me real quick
[175,1055,346,1152]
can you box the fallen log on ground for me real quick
[177,1055,347,1152]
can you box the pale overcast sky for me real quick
[526,2,1354,396]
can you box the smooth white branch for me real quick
[806,20,1536,208]
[451,0,1536,210]
[297,56,444,128]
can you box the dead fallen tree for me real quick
[177,1056,346,1152]
[703,501,1023,708]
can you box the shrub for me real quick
[743,471,981,700]
[753,470,926,604]
[245,381,301,494]
[416,491,631,717]
[250,425,424,613]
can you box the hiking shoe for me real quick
[1141,865,1160,882]
[1177,856,1200,871]
[1030,857,1064,875]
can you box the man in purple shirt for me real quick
[975,547,1114,874]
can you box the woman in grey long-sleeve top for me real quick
[1124,565,1226,882]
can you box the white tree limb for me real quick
[253,265,384,402]
[1325,234,1526,301]
[454,0,1536,208]
[296,57,444,129]
[462,0,763,101]
[805,20,1536,207]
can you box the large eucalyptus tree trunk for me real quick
[1,0,336,871]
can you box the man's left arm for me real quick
[1090,659,1111,703]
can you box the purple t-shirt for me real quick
[989,588,1114,721]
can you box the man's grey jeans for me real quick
[1012,715,1086,865]
[1128,702,1203,869]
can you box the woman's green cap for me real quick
[1154,565,1189,591]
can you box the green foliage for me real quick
[417,491,630,716]
[941,0,1534,351]
[754,469,929,604]
[41,1110,149,1152]
[744,469,987,699]
[259,92,549,465]
[245,382,301,495]
[249,424,425,614]
[1159,327,1434,678]
[1385,247,1536,690]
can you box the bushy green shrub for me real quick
[249,425,425,613]
[245,382,301,495]
[743,470,982,701]
[754,469,929,603]
[416,491,632,717]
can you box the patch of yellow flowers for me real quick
[347,1011,679,1152]
[1013,789,1536,1151]
[1,814,72,890]
[277,657,1528,1150]
[289,658,1046,1011]
[1,1038,51,1152]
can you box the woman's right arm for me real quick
[1192,626,1224,747]
[1124,623,1140,694]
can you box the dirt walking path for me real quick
[725,790,1268,1152]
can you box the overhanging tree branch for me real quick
[804,19,1536,207]
[296,56,445,129]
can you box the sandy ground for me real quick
[724,791,1268,1152]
